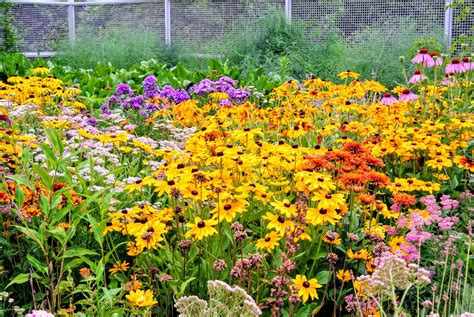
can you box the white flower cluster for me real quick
[175,280,261,317]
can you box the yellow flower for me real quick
[109,261,129,274]
[185,217,218,240]
[256,231,280,252]
[32,66,51,75]
[336,270,351,283]
[388,236,406,253]
[306,207,341,226]
[292,274,322,303]
[347,248,371,260]
[312,191,345,210]
[338,70,360,80]
[262,212,294,235]
[126,289,157,307]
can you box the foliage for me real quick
[0,51,473,317]
[53,26,176,70]
[0,2,19,53]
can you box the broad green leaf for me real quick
[27,254,48,274]
[6,273,29,289]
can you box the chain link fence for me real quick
[2,0,473,54]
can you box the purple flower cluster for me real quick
[190,77,250,105]
[101,76,191,117]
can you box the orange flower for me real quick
[79,267,91,278]
[359,193,376,204]
[393,193,417,206]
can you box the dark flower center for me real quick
[135,179,142,184]
[325,194,332,199]
[265,237,271,242]
[277,216,285,223]
[303,281,310,288]
[402,89,411,95]
[419,48,428,54]
[319,208,328,215]
[414,70,421,75]
[167,180,175,186]
[224,204,232,211]
[451,58,461,64]
[383,93,392,98]
[197,221,206,228]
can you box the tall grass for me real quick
[53,26,179,69]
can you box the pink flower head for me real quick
[462,56,473,71]
[380,92,397,105]
[408,70,427,84]
[429,52,443,66]
[399,89,418,102]
[412,48,434,66]
[441,73,458,86]
[446,58,466,74]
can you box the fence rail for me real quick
[2,0,473,54]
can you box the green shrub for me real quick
[53,26,178,69]
[344,18,445,86]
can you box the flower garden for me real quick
[0,50,473,317]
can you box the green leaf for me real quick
[6,175,33,190]
[315,270,331,284]
[62,248,98,259]
[27,254,48,274]
[14,185,24,207]
[5,273,29,289]
[179,277,196,295]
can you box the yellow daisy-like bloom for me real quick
[109,260,129,274]
[337,70,360,80]
[336,269,351,283]
[262,212,294,235]
[292,274,322,303]
[32,66,51,75]
[255,231,280,252]
[126,289,158,307]
[312,191,345,210]
[185,217,218,240]
[306,207,342,226]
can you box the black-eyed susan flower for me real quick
[185,217,217,240]
[336,270,351,283]
[263,212,294,235]
[338,70,360,80]
[306,207,341,226]
[255,231,280,252]
[291,274,322,303]
[312,191,345,210]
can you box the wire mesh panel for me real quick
[6,3,68,52]
[74,1,165,43]
[452,0,474,40]
[2,0,473,54]
[170,0,285,54]
[292,0,446,43]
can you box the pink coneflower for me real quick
[398,89,418,102]
[408,70,427,84]
[441,73,458,86]
[380,92,397,105]
[412,48,434,66]
[429,52,443,66]
[462,56,473,71]
[446,58,466,74]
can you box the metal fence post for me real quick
[165,0,171,46]
[444,0,453,48]
[67,0,75,44]
[285,0,291,22]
